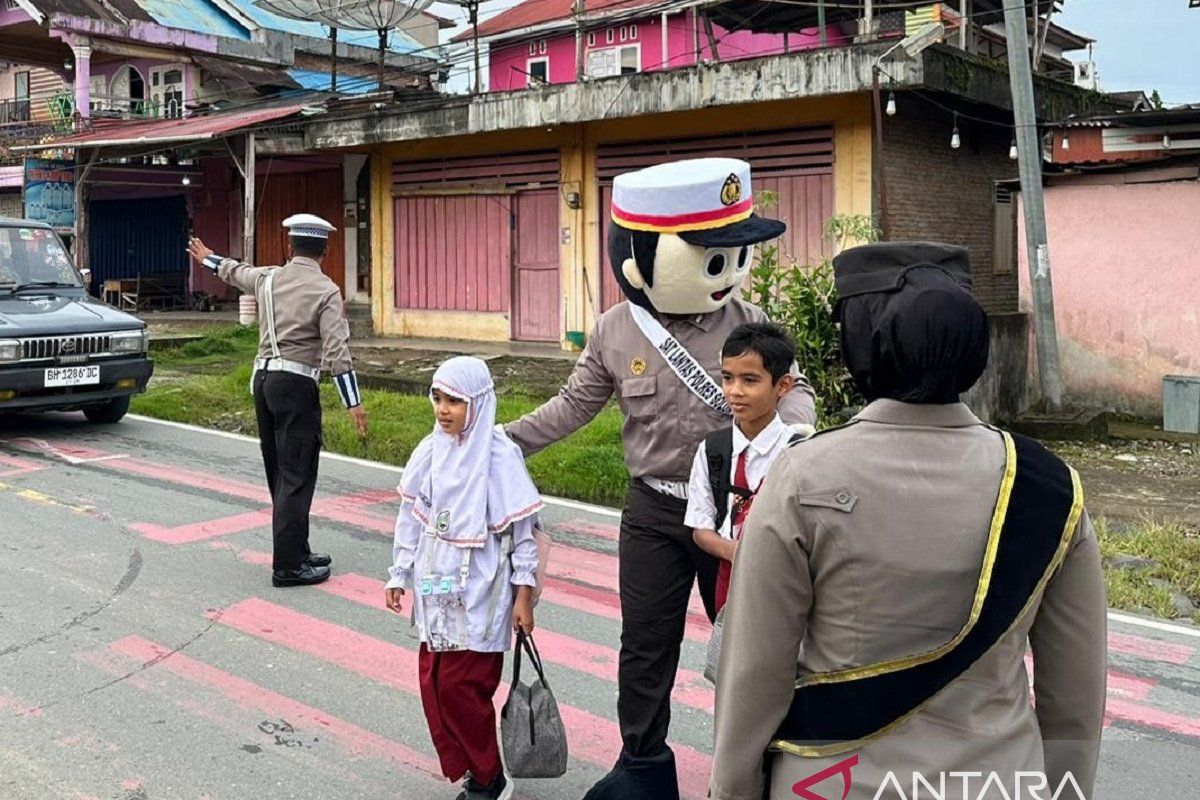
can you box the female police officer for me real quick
[710,242,1106,800]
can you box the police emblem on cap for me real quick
[720,174,742,207]
[631,357,647,375]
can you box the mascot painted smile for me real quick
[507,158,817,799]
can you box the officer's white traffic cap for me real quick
[283,213,336,239]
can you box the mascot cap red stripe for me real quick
[611,158,754,234]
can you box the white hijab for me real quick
[399,356,542,546]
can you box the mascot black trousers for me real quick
[253,371,322,572]
[618,479,719,756]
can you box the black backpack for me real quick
[703,426,804,532]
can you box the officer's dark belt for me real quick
[770,431,1083,758]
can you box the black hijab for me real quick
[833,242,989,405]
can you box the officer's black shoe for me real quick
[581,746,679,800]
[271,564,331,587]
[305,553,332,568]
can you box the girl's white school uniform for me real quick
[387,506,538,652]
[386,356,542,653]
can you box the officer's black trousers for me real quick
[617,479,719,758]
[253,371,322,572]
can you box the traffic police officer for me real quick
[187,214,367,588]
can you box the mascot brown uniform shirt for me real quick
[505,298,816,480]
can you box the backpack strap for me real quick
[705,427,736,533]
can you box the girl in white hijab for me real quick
[385,356,542,800]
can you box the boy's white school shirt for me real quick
[684,413,791,540]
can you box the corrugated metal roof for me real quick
[137,0,250,38]
[454,0,668,41]
[229,0,422,52]
[27,0,156,25]
[287,68,377,94]
[10,104,308,150]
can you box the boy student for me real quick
[685,323,798,613]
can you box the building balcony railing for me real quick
[0,99,31,125]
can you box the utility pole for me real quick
[1004,3,1064,411]
[470,0,481,95]
[574,0,584,81]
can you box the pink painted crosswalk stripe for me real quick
[94,635,444,779]
[0,454,45,478]
[1108,631,1194,665]
[132,510,273,545]
[104,458,271,503]
[219,542,714,646]
[129,490,397,544]
[1106,698,1200,738]
[318,571,715,712]
[213,598,714,799]
[557,519,620,543]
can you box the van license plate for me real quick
[44,366,101,387]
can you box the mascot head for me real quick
[607,157,786,315]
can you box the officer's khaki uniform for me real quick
[710,400,1107,800]
[212,255,358,571]
[216,256,354,377]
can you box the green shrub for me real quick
[746,209,878,425]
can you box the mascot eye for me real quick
[705,253,727,277]
[737,247,750,269]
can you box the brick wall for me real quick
[879,100,1019,313]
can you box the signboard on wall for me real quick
[23,158,75,231]
[586,48,620,78]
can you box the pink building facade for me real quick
[488,12,850,92]
[1018,167,1200,416]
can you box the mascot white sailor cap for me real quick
[283,213,337,239]
[610,157,784,247]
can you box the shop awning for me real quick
[9,104,310,151]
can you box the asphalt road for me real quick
[0,413,1198,800]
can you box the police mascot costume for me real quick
[506,158,816,800]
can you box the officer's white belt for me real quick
[254,357,320,382]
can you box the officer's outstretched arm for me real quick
[188,237,269,294]
[505,322,614,457]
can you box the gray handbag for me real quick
[704,608,725,684]
[500,631,568,778]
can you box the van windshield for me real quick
[0,227,82,289]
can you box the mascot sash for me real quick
[630,303,732,418]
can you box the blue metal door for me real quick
[87,195,189,293]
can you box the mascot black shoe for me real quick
[582,745,679,800]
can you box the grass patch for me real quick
[1097,517,1200,623]
[133,330,629,506]
[154,325,260,368]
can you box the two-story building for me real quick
[1008,105,1200,416]
[0,0,443,309]
[303,0,1117,422]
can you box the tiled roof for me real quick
[452,0,663,42]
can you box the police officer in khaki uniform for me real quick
[710,243,1107,800]
[187,215,367,588]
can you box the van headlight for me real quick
[110,330,148,354]
[0,339,19,362]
